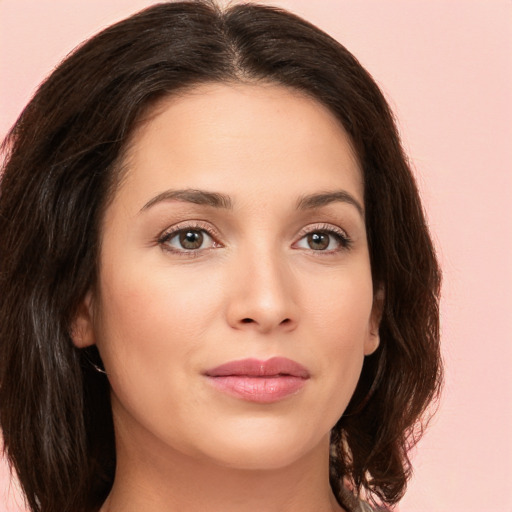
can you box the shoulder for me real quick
[357,501,377,512]
[356,500,390,512]
[336,483,389,512]
[346,498,388,512]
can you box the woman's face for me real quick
[76,82,381,470]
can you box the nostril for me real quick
[280,318,291,325]
[241,318,254,323]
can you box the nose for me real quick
[225,247,299,334]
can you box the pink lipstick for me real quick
[204,357,309,403]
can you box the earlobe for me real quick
[70,290,95,348]
[365,287,385,356]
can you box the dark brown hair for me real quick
[0,2,442,511]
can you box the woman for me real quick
[0,2,442,512]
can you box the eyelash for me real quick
[295,223,353,253]
[157,221,221,258]
[157,222,352,257]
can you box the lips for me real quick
[204,357,310,403]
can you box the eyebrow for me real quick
[140,188,364,218]
[140,188,233,212]
[296,191,364,218]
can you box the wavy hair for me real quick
[0,2,442,511]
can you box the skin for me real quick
[73,82,382,512]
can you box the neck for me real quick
[100,426,344,512]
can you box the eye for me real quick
[295,227,351,252]
[158,225,218,254]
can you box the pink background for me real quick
[1,1,511,511]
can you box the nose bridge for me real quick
[227,234,298,333]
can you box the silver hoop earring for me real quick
[91,362,108,374]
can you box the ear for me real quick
[364,287,385,356]
[70,290,95,348]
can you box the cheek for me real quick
[92,268,218,442]
[302,264,373,344]
[92,263,217,390]
[300,267,373,405]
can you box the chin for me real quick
[192,421,328,471]
[207,446,309,472]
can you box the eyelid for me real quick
[295,222,349,239]
[293,223,352,251]
[157,220,223,255]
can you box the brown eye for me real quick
[160,227,216,253]
[179,230,204,249]
[295,227,351,252]
[307,232,329,250]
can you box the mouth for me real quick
[204,357,310,403]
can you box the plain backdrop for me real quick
[1,1,511,511]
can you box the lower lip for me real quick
[206,375,307,403]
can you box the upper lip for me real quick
[204,357,310,378]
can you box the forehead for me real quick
[117,82,363,210]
